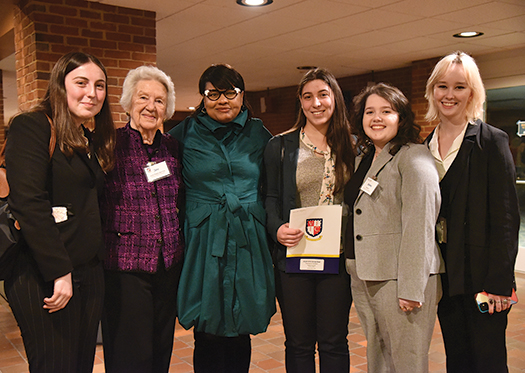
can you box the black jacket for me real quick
[6,111,105,282]
[425,120,519,297]
[264,129,300,271]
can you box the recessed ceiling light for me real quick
[236,0,273,6]
[453,31,484,38]
[297,66,317,71]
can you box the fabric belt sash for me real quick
[186,191,258,257]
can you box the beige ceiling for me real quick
[98,0,525,110]
[2,0,525,116]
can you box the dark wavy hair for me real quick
[352,82,421,156]
[287,67,355,194]
[191,63,253,118]
[31,51,115,171]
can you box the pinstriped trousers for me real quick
[5,253,104,373]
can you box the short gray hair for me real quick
[120,65,176,120]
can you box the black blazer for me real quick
[264,129,300,271]
[6,111,105,282]
[425,120,519,297]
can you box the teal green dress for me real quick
[169,110,276,337]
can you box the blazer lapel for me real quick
[440,122,479,205]
[355,143,394,203]
[283,129,299,185]
[280,130,300,212]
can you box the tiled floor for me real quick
[1,273,524,373]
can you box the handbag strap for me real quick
[0,112,57,198]
[0,113,56,165]
[278,134,285,220]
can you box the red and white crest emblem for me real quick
[306,218,323,238]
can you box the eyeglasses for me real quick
[203,87,242,101]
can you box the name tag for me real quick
[52,206,68,223]
[144,161,171,183]
[360,177,378,195]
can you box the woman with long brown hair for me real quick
[264,67,354,373]
[4,51,115,373]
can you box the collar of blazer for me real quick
[423,120,481,147]
[283,128,301,144]
[355,142,395,203]
[438,121,480,205]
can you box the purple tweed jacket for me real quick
[100,123,184,272]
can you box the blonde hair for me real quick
[425,51,485,122]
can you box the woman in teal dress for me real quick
[169,64,275,373]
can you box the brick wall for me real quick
[249,66,415,136]
[0,69,4,142]
[247,85,298,135]
[14,0,156,128]
[411,57,441,138]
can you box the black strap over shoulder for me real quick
[278,135,285,220]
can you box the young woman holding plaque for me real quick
[264,67,354,373]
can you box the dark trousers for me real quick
[276,256,352,373]
[5,256,104,373]
[102,261,182,373]
[193,331,251,373]
[438,292,510,373]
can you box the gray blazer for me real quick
[353,142,444,303]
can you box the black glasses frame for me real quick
[203,87,242,101]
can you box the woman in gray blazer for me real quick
[345,83,444,372]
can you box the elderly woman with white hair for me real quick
[99,65,184,373]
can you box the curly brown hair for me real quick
[352,83,421,156]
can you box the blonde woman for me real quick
[425,51,519,373]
